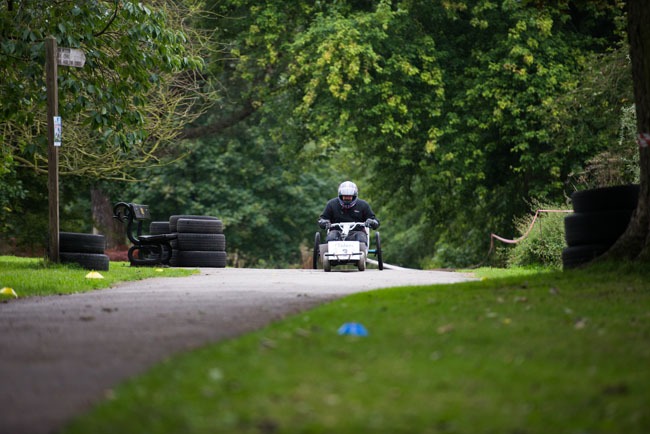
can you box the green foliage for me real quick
[1,0,210,253]
[0,167,26,234]
[166,0,629,268]
[288,1,444,151]
[0,169,49,252]
[0,0,206,178]
[284,1,446,184]
[569,100,639,188]
[125,117,341,268]
[1,0,634,268]
[394,2,625,267]
[214,0,623,268]
[505,205,570,269]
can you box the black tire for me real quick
[176,233,226,251]
[175,250,227,268]
[375,232,383,270]
[169,215,219,232]
[177,218,223,234]
[313,232,321,269]
[59,232,106,254]
[562,244,609,269]
[169,249,179,267]
[323,256,331,272]
[564,210,633,247]
[357,252,366,271]
[571,184,639,213]
[60,252,110,271]
[149,221,170,235]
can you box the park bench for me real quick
[112,202,177,266]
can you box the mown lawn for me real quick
[60,261,650,434]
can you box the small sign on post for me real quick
[53,116,62,147]
[57,47,86,67]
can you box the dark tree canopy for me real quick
[2,0,646,268]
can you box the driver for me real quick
[318,181,380,246]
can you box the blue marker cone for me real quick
[338,322,369,337]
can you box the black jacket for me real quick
[320,198,379,228]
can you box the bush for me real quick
[506,204,570,269]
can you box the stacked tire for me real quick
[59,232,109,271]
[149,221,171,237]
[168,215,226,268]
[562,184,639,269]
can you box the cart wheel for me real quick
[357,252,366,271]
[375,232,383,270]
[313,232,321,269]
[323,256,332,272]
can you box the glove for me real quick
[318,218,331,229]
[365,218,379,229]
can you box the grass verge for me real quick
[0,255,197,297]
[62,262,650,434]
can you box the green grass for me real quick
[0,255,197,297]
[464,265,557,280]
[61,261,650,434]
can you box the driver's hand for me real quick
[365,218,379,229]
[318,218,331,229]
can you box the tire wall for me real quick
[59,232,109,271]
[562,184,639,269]
[168,216,227,268]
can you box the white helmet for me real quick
[337,181,358,209]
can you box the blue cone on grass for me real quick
[338,322,368,336]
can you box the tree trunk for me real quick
[602,0,650,261]
[91,187,126,249]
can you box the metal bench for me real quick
[112,202,177,266]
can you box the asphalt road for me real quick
[0,267,474,434]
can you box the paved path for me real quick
[0,267,474,434]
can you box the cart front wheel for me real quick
[358,252,366,271]
[323,256,332,272]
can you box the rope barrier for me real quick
[472,209,573,268]
[490,209,573,246]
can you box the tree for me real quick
[129,119,337,267]
[180,0,628,268]
[116,0,642,268]
[281,0,624,266]
[23,0,624,268]
[604,0,650,261]
[0,0,209,180]
[0,0,213,251]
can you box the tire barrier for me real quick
[564,210,634,247]
[562,184,639,269]
[59,232,109,271]
[561,244,610,269]
[149,221,171,235]
[570,184,640,213]
[176,218,223,234]
[175,250,227,268]
[168,216,226,268]
[168,215,220,233]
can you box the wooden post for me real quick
[46,36,59,263]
